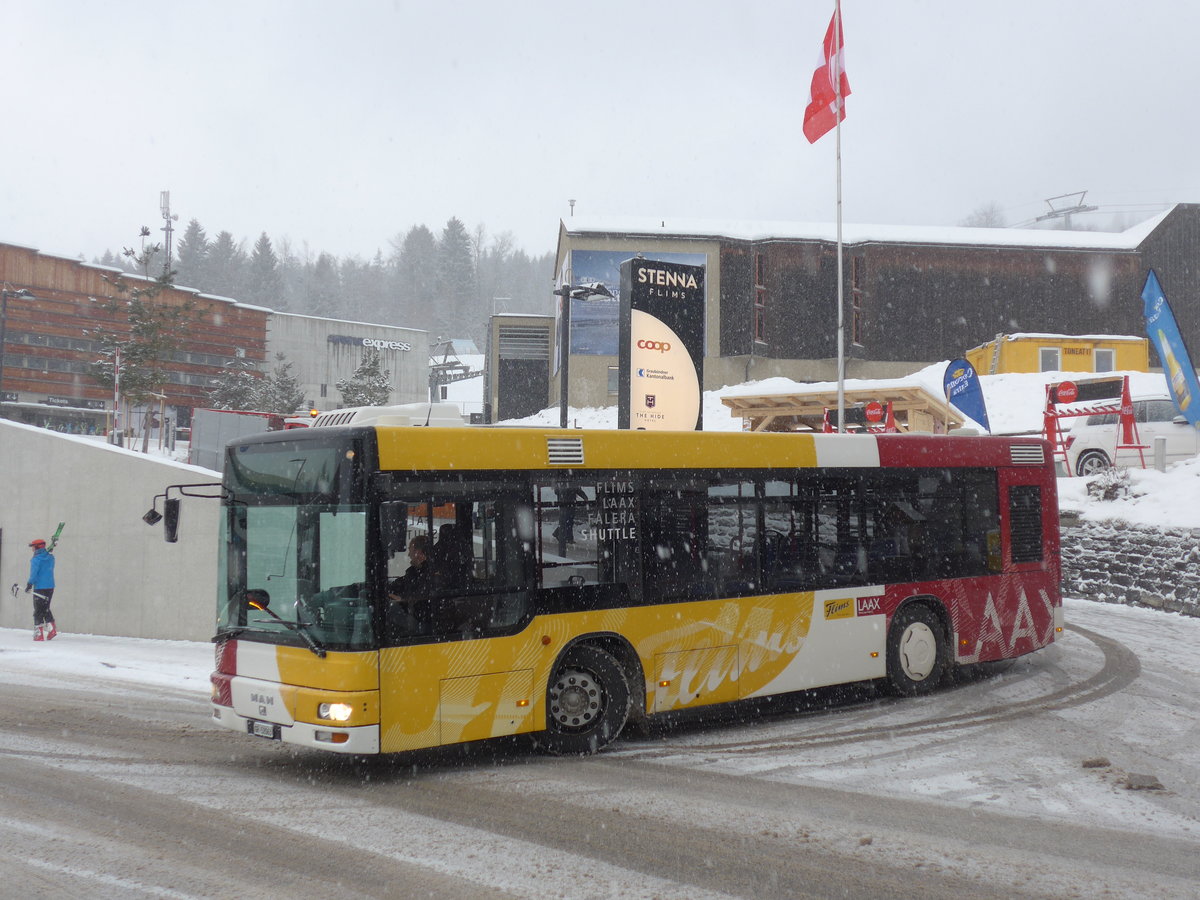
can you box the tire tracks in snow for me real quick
[612,623,1137,758]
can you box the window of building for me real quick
[1094,348,1115,372]
[753,253,767,344]
[607,366,618,394]
[851,255,864,345]
[1039,348,1061,372]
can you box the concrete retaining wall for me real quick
[0,420,219,641]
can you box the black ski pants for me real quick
[32,589,55,626]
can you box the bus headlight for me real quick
[318,702,354,722]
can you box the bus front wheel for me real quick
[886,604,947,696]
[542,645,630,755]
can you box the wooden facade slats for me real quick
[1,242,269,411]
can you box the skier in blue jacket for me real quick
[26,538,57,641]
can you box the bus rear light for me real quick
[214,639,237,676]
[314,731,350,744]
[516,699,529,707]
[658,680,671,688]
[211,673,233,707]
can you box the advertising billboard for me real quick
[618,258,705,431]
[557,250,707,358]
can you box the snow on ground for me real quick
[502,364,1174,437]
[2,596,1197,848]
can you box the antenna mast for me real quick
[159,190,178,278]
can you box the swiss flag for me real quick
[803,8,851,144]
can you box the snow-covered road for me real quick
[0,597,1197,898]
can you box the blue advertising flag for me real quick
[943,359,991,432]
[1142,269,1200,426]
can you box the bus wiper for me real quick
[248,597,327,658]
[217,624,266,639]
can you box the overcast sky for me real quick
[4,1,1198,264]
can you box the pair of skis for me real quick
[46,522,65,553]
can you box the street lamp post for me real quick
[0,284,35,410]
[552,282,614,429]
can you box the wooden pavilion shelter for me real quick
[720,384,965,434]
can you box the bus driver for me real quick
[386,535,432,637]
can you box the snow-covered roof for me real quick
[0,241,269,313]
[561,206,1174,252]
[269,308,428,333]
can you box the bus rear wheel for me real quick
[886,604,947,696]
[542,645,630,755]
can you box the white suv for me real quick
[1064,396,1198,476]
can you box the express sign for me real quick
[327,334,412,352]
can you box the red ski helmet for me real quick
[29,539,46,548]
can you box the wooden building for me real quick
[965,333,1149,376]
[0,242,268,431]
[0,242,432,435]
[555,205,1199,408]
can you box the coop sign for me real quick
[328,334,412,352]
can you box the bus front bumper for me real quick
[212,704,380,754]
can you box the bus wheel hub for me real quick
[550,669,602,728]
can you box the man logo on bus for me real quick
[637,339,671,353]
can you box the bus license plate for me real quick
[249,720,279,740]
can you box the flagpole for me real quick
[834,0,845,433]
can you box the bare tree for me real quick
[960,202,1007,228]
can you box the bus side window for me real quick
[536,482,601,588]
[383,488,535,644]
[705,481,758,597]
[641,486,708,600]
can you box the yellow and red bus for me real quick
[209,413,1062,755]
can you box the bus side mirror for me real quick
[380,501,408,556]
[163,498,181,543]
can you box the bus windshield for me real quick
[218,436,373,652]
